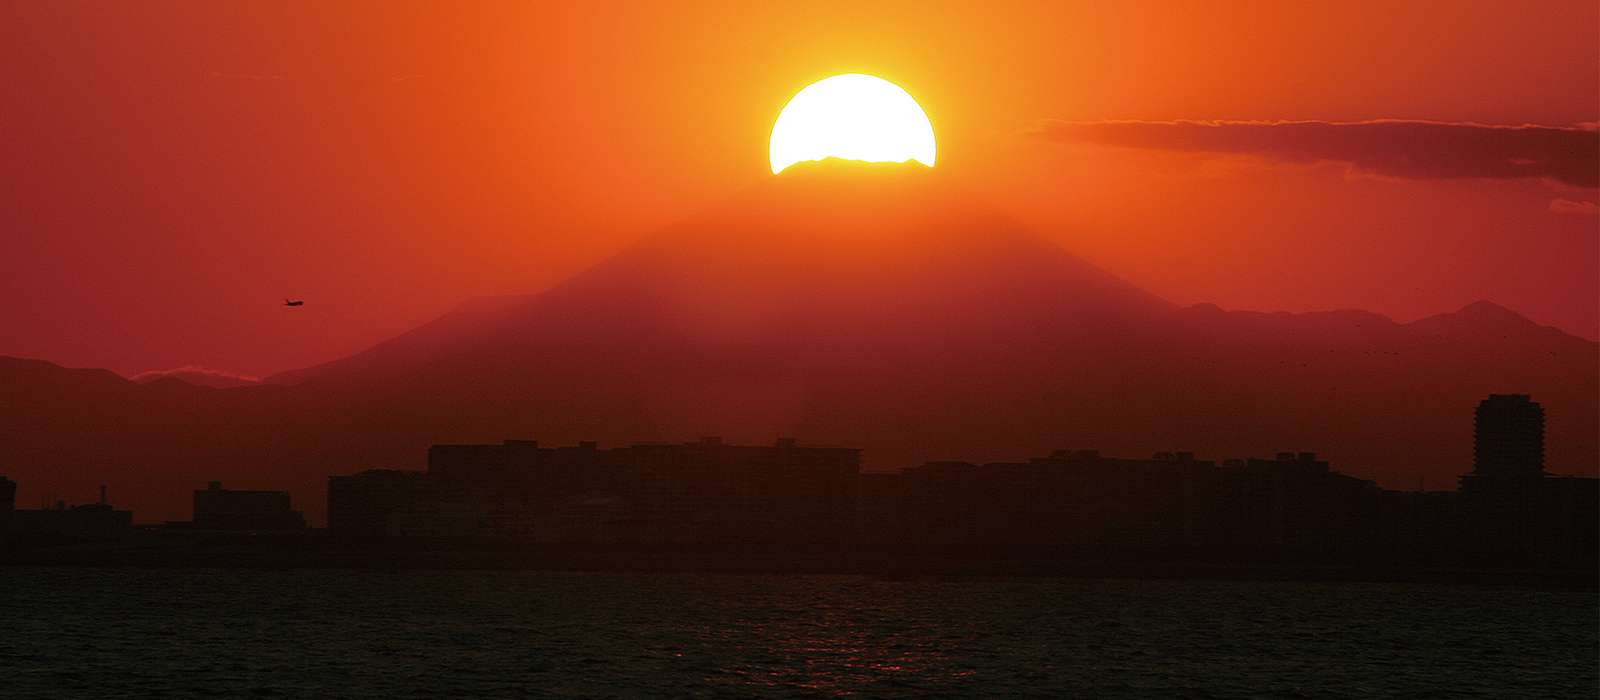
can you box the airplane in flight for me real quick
[284,299,304,307]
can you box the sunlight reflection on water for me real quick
[0,568,1593,699]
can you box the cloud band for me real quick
[1030,119,1599,188]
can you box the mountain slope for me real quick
[269,160,1173,386]
[3,161,1594,524]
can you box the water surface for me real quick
[2,568,1592,699]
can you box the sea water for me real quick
[1,567,1593,699]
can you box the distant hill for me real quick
[3,161,1593,524]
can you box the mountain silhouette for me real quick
[2,160,1594,524]
[269,160,1173,386]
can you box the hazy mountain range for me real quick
[4,160,1594,524]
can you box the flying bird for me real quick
[284,299,304,306]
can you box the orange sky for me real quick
[2,0,1596,379]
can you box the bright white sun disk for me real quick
[769,74,936,174]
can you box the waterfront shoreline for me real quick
[4,532,1593,590]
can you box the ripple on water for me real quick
[0,568,1593,699]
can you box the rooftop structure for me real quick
[193,481,306,530]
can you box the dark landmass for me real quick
[1,161,1594,524]
[3,531,1593,591]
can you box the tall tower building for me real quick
[1471,394,1546,482]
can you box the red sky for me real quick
[2,0,1596,380]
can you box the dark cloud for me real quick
[1029,119,1599,188]
[1549,198,1599,215]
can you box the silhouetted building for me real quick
[1,478,134,536]
[603,437,859,538]
[193,481,306,530]
[313,423,1594,568]
[893,449,1384,555]
[427,439,599,511]
[1454,394,1598,562]
[854,471,904,542]
[8,503,135,536]
[326,470,444,535]
[333,437,860,541]
[1231,452,1382,550]
[896,452,1200,549]
[0,475,15,533]
[429,440,547,488]
[1461,394,1547,490]
[389,502,543,539]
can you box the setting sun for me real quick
[769,74,937,174]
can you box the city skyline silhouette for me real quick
[1,5,1594,697]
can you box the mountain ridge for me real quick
[1,295,1593,525]
[1,162,1593,524]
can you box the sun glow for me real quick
[769,74,936,174]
